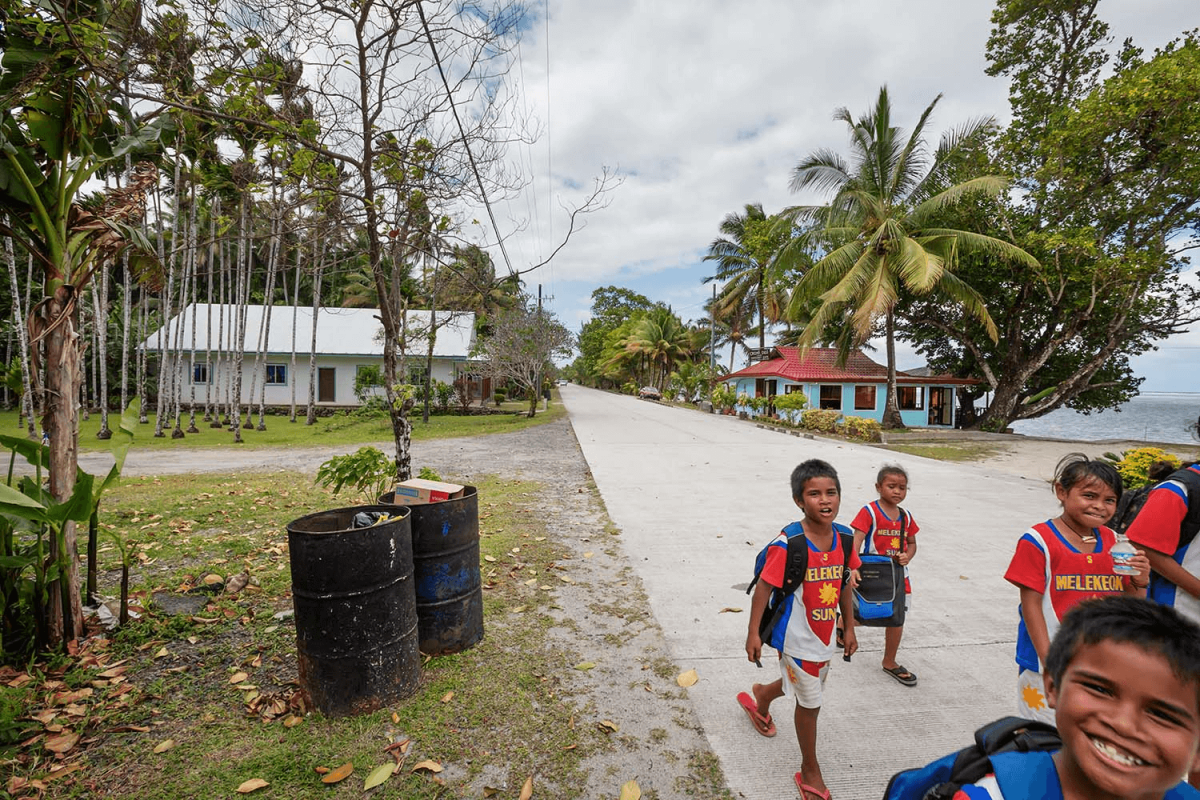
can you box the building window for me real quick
[898,386,924,410]
[265,364,287,386]
[785,384,802,394]
[819,385,842,410]
[408,366,428,386]
[192,363,209,385]
[854,385,876,410]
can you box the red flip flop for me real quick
[736,691,776,737]
[795,773,831,800]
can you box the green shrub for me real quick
[711,384,737,410]
[316,446,394,502]
[418,466,442,481]
[434,380,455,412]
[493,389,507,404]
[800,409,842,433]
[774,391,808,425]
[622,381,638,396]
[841,415,883,443]
[747,395,769,414]
[1114,447,1181,489]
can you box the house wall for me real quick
[166,353,464,406]
[723,377,958,427]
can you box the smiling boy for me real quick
[954,595,1200,800]
[741,459,860,800]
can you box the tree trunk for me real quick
[306,249,323,425]
[881,310,904,430]
[42,284,84,648]
[5,232,37,437]
[93,263,111,438]
[289,231,301,423]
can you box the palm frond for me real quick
[920,228,1040,268]
[895,235,944,294]
[907,176,1009,228]
[789,151,850,195]
[889,92,941,199]
[932,271,999,342]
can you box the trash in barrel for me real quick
[286,505,419,716]
[379,486,483,655]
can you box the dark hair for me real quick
[1053,452,1123,500]
[1148,460,1177,483]
[791,459,840,499]
[1046,596,1200,698]
[876,464,908,485]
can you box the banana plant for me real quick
[0,0,170,647]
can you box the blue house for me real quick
[721,347,978,428]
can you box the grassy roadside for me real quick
[883,442,1009,462]
[0,400,566,455]
[0,471,604,799]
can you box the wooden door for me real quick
[318,368,336,402]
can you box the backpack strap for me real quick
[780,522,809,596]
[1169,467,1200,552]
[837,528,853,585]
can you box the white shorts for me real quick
[1016,667,1055,725]
[780,654,830,709]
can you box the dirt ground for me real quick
[84,417,733,799]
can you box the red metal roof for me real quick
[720,347,980,386]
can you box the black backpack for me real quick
[747,521,853,642]
[882,717,1060,799]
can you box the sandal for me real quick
[736,690,776,737]
[795,773,831,800]
[883,664,917,686]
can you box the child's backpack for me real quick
[746,521,853,643]
[853,508,908,628]
[882,716,1060,799]
[1110,484,1153,534]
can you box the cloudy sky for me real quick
[472,0,1199,392]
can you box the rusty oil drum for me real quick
[286,505,419,716]
[379,486,483,655]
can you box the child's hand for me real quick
[746,632,762,664]
[1130,551,1152,589]
[842,627,858,659]
[896,552,911,566]
[847,568,861,589]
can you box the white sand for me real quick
[976,437,1200,483]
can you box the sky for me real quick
[467,0,1200,392]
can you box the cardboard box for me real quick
[391,478,465,505]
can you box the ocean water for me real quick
[1008,393,1200,445]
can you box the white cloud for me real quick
[460,0,1198,389]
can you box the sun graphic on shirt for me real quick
[1022,684,1047,710]
[890,536,901,551]
[818,583,839,606]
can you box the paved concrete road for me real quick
[561,384,1061,799]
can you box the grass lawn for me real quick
[884,442,1009,462]
[0,471,602,798]
[0,398,565,455]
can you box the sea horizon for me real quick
[1008,391,1200,446]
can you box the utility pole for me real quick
[709,282,716,373]
[536,284,544,412]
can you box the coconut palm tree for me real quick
[703,203,791,350]
[783,86,1037,428]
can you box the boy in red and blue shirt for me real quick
[742,459,860,800]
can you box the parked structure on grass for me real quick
[720,347,978,428]
[141,304,486,408]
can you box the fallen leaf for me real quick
[411,760,443,774]
[620,779,642,800]
[598,720,619,733]
[229,671,248,684]
[483,555,497,562]
[391,712,399,724]
[43,732,80,754]
[583,551,594,558]
[677,669,699,688]
[321,762,353,784]
[524,578,538,586]
[719,607,743,614]
[97,665,128,679]
[563,744,577,751]
[441,691,454,704]
[282,715,303,728]
[236,778,269,793]
[314,767,329,774]
[574,662,596,671]
[153,739,175,753]
[519,775,533,800]
[363,763,396,790]
[154,647,169,659]
[483,787,500,797]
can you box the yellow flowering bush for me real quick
[1114,447,1181,489]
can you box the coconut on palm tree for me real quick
[782,86,1037,429]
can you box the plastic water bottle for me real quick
[1111,535,1138,576]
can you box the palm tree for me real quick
[704,203,791,350]
[622,307,693,390]
[783,86,1037,429]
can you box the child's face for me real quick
[876,473,908,507]
[795,476,840,525]
[1055,477,1118,531]
[1045,638,1200,799]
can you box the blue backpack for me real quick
[747,521,853,643]
[883,717,1059,799]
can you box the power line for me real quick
[416,1,515,277]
